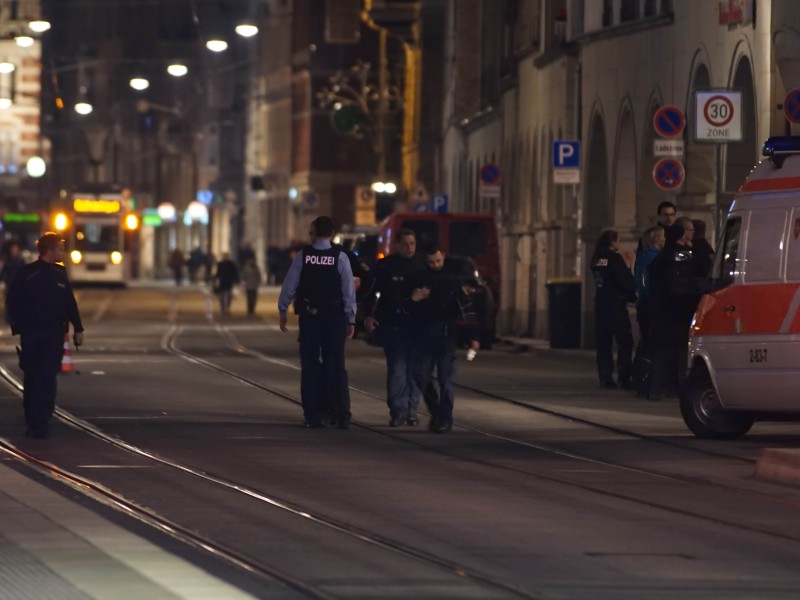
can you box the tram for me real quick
[53,191,138,285]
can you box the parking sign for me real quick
[553,141,581,168]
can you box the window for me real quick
[785,210,800,281]
[713,216,741,286]
[744,209,787,283]
[620,0,639,22]
[401,220,439,251]
[75,220,120,253]
[450,221,488,258]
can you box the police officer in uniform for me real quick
[362,228,427,426]
[278,217,356,428]
[6,232,84,438]
[590,229,636,389]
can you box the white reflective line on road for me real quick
[78,465,154,469]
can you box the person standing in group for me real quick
[590,229,636,389]
[362,228,427,426]
[648,217,699,400]
[691,219,715,278]
[168,248,185,286]
[407,245,480,433]
[5,233,84,438]
[632,226,665,396]
[278,216,356,429]
[637,201,678,255]
[240,256,262,316]
[0,241,24,288]
[213,252,240,315]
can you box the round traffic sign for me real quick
[703,95,735,127]
[653,105,685,138]
[652,158,685,191]
[785,88,800,125]
[480,163,501,185]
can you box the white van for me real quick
[682,136,800,438]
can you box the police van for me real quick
[682,136,800,438]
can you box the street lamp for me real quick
[235,22,258,38]
[167,63,188,77]
[74,101,92,115]
[26,156,46,178]
[28,20,51,33]
[15,35,34,48]
[206,39,228,52]
[129,77,149,91]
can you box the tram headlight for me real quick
[70,250,82,264]
[54,212,68,231]
[110,251,123,265]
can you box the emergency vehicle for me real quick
[682,136,800,438]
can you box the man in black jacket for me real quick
[362,228,427,426]
[6,233,84,438]
[407,246,479,432]
[590,229,636,389]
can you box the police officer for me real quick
[362,228,427,426]
[590,229,635,389]
[6,232,84,438]
[408,245,480,432]
[278,217,356,428]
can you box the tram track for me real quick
[0,352,540,600]
[3,318,800,598]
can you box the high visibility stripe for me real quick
[739,176,800,193]
[781,286,800,333]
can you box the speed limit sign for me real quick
[695,90,742,142]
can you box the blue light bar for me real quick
[762,136,800,157]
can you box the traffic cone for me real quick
[60,335,74,374]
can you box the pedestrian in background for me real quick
[590,229,635,389]
[6,233,84,439]
[168,248,185,286]
[0,241,24,288]
[240,256,262,316]
[213,252,240,315]
[278,216,356,429]
[408,245,480,432]
[362,228,427,426]
[632,226,664,396]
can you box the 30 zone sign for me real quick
[695,90,742,142]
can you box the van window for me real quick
[713,216,741,287]
[785,210,800,282]
[744,209,787,283]
[401,220,440,250]
[450,221,488,258]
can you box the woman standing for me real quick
[632,226,665,396]
[590,229,636,389]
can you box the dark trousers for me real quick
[299,312,350,426]
[381,324,420,420]
[650,318,690,397]
[20,329,64,434]
[245,289,257,315]
[413,333,457,426]
[595,304,633,385]
[632,301,654,391]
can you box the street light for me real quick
[235,22,258,37]
[129,77,150,91]
[26,156,46,178]
[15,35,34,48]
[167,63,188,77]
[205,39,228,52]
[28,20,51,33]
[0,62,15,74]
[74,101,93,115]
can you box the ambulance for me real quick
[682,136,800,438]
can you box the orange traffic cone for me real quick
[60,335,74,374]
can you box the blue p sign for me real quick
[430,194,449,213]
[553,141,581,169]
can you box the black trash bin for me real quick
[546,278,581,349]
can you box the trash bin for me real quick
[546,278,581,349]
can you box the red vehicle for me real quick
[377,212,501,304]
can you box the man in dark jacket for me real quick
[408,246,480,432]
[6,233,84,438]
[648,217,699,400]
[362,228,427,426]
[590,229,636,389]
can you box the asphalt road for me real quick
[2,283,800,599]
